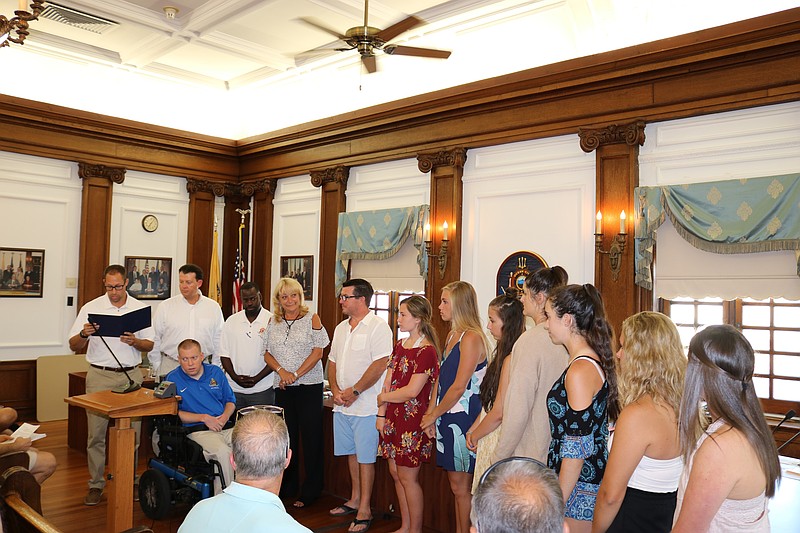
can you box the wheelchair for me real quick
[137,405,285,520]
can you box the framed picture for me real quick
[280,255,314,301]
[0,248,44,298]
[124,256,172,300]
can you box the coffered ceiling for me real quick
[2,0,798,139]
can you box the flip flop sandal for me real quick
[349,518,373,533]
[329,504,358,516]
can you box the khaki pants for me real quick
[188,428,234,495]
[86,366,144,490]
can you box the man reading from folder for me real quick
[68,264,154,507]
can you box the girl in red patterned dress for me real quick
[377,295,440,533]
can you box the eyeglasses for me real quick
[104,285,125,292]
[478,456,547,486]
[236,404,285,422]
[338,294,360,301]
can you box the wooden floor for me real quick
[35,419,407,533]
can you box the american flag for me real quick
[232,247,244,314]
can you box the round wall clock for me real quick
[142,214,159,233]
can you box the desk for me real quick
[66,388,177,533]
[771,456,800,530]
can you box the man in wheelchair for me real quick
[165,338,236,495]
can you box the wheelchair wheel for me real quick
[139,468,171,520]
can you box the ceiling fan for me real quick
[297,0,451,73]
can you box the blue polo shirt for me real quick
[167,363,236,428]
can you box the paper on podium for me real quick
[88,307,151,337]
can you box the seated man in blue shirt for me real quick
[167,338,236,494]
[179,409,311,533]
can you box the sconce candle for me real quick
[619,210,626,234]
[595,211,603,235]
[442,221,449,241]
[424,223,431,242]
[18,0,26,11]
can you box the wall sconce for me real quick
[424,221,449,279]
[595,210,628,281]
[0,1,45,48]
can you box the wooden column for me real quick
[222,190,252,318]
[417,148,467,348]
[311,166,349,339]
[186,179,225,297]
[579,121,647,336]
[247,179,277,301]
[77,163,125,309]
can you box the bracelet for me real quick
[376,415,385,418]
[275,366,283,373]
[79,331,89,339]
[292,371,298,379]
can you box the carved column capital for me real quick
[239,179,277,198]
[417,148,467,173]
[310,166,349,188]
[578,120,646,153]
[78,162,125,184]
[186,178,226,197]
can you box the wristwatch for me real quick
[352,388,360,396]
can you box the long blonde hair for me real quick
[618,312,686,410]
[442,281,490,359]
[271,277,309,322]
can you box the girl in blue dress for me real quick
[420,281,489,533]
[544,284,619,533]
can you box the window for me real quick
[662,297,800,414]
[369,291,424,343]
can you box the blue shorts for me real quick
[333,412,379,464]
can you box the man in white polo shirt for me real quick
[327,278,393,533]
[68,264,154,506]
[219,281,274,410]
[152,263,224,378]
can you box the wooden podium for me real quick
[65,388,178,533]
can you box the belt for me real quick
[90,364,137,372]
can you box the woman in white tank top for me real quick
[672,325,781,533]
[593,312,686,533]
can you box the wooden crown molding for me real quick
[578,121,646,153]
[78,163,126,184]
[186,178,227,197]
[310,166,349,188]
[417,148,468,173]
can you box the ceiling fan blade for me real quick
[375,15,423,43]
[362,54,377,74]
[383,45,451,59]
[297,17,347,41]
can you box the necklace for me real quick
[284,315,300,343]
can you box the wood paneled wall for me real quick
[0,361,36,421]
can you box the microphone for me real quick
[772,409,796,434]
[777,427,800,454]
[96,332,141,394]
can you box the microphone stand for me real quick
[777,428,800,454]
[772,409,796,434]
[97,335,141,394]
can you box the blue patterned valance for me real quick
[335,205,429,293]
[634,173,800,290]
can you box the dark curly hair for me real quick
[548,284,619,421]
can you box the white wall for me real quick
[640,101,800,300]
[270,176,322,312]
[348,159,430,293]
[109,170,191,319]
[0,153,193,361]
[462,135,596,318]
[0,152,81,359]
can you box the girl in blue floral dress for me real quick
[420,281,489,533]
[377,295,440,533]
[544,284,619,533]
